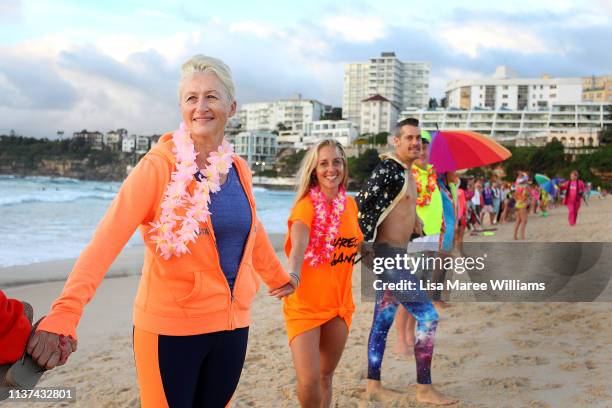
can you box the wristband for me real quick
[289,272,300,286]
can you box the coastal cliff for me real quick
[0,156,134,181]
[0,135,138,181]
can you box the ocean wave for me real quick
[0,191,116,206]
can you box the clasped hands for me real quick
[26,328,78,370]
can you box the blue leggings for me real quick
[367,291,438,384]
[133,326,249,408]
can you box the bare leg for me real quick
[520,209,528,239]
[290,328,322,408]
[319,318,348,408]
[394,307,415,355]
[513,214,520,240]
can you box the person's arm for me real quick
[287,221,310,284]
[355,163,387,240]
[29,155,166,368]
[251,218,295,299]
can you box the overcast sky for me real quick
[1,0,611,138]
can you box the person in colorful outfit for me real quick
[480,182,496,226]
[513,172,531,240]
[393,130,442,356]
[455,179,468,253]
[284,139,363,408]
[356,118,457,405]
[1,291,34,400]
[27,55,295,408]
[438,172,457,253]
[559,170,585,226]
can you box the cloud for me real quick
[438,22,550,58]
[1,2,610,137]
[0,56,79,110]
[0,0,23,22]
[321,15,387,43]
[229,21,282,39]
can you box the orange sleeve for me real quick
[252,219,291,289]
[37,155,169,339]
[289,197,314,229]
[284,197,314,259]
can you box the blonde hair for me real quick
[179,55,236,102]
[294,139,349,203]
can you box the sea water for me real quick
[0,176,294,267]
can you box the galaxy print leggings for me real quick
[367,290,439,384]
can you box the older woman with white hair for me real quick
[26,55,296,407]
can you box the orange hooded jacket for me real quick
[37,132,290,338]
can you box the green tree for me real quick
[374,132,389,145]
[276,149,307,176]
[348,148,380,185]
[528,140,566,175]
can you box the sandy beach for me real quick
[2,198,612,407]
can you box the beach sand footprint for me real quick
[489,354,550,367]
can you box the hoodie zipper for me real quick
[204,158,256,331]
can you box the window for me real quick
[503,86,509,90]
[502,95,508,99]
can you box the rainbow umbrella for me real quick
[429,130,512,173]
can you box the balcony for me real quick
[549,115,576,122]
[551,105,577,112]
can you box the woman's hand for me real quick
[27,330,77,370]
[269,279,296,299]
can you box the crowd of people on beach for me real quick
[1,55,604,407]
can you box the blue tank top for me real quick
[207,164,252,291]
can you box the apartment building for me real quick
[399,102,611,146]
[343,52,430,127]
[582,75,612,103]
[233,131,278,167]
[73,129,104,150]
[238,95,325,132]
[445,66,583,111]
[121,135,136,153]
[360,94,400,135]
[302,120,359,147]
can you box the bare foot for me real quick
[433,301,451,310]
[365,380,403,401]
[416,384,458,405]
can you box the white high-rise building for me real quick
[343,52,430,128]
[445,66,583,111]
[238,95,325,132]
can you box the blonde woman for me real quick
[284,140,363,407]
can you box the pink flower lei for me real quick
[148,123,234,259]
[303,185,347,267]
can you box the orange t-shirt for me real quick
[283,195,363,343]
